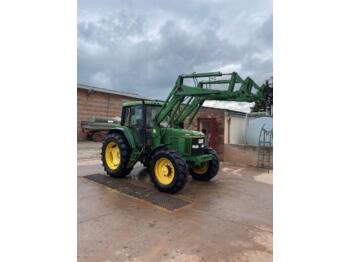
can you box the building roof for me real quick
[77,83,150,100]
[123,100,164,107]
[203,100,253,114]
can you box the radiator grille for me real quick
[191,137,205,155]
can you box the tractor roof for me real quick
[123,100,164,107]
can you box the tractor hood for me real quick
[158,128,207,157]
[160,128,205,138]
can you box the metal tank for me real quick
[245,116,273,146]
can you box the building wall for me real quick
[224,144,273,168]
[224,112,273,146]
[223,112,273,167]
[224,111,247,144]
[77,88,143,139]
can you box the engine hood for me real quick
[160,128,205,138]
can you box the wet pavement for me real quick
[78,142,273,262]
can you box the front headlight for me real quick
[192,145,199,149]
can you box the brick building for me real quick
[77,84,148,139]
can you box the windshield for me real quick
[146,105,168,128]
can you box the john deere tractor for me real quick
[101,71,272,193]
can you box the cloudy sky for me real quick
[78,0,272,103]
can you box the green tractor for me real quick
[101,71,272,193]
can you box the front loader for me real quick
[101,71,272,193]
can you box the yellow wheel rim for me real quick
[154,157,175,185]
[105,141,121,170]
[192,161,209,175]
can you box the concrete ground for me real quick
[78,141,273,262]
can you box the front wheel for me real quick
[149,149,188,194]
[190,147,220,181]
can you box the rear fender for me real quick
[108,127,136,149]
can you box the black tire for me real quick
[149,149,188,194]
[86,132,93,141]
[92,132,103,142]
[190,147,220,181]
[101,133,132,178]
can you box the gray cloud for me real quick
[78,0,272,100]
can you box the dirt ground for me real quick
[78,142,273,262]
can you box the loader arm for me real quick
[154,71,272,128]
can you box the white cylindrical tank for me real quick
[245,116,273,146]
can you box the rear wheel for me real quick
[101,133,132,178]
[149,149,188,194]
[92,132,103,142]
[190,147,219,181]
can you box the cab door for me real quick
[122,105,145,149]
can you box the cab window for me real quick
[146,105,160,128]
[146,105,169,128]
[130,106,143,127]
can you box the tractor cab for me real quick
[121,101,207,157]
[121,101,167,149]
